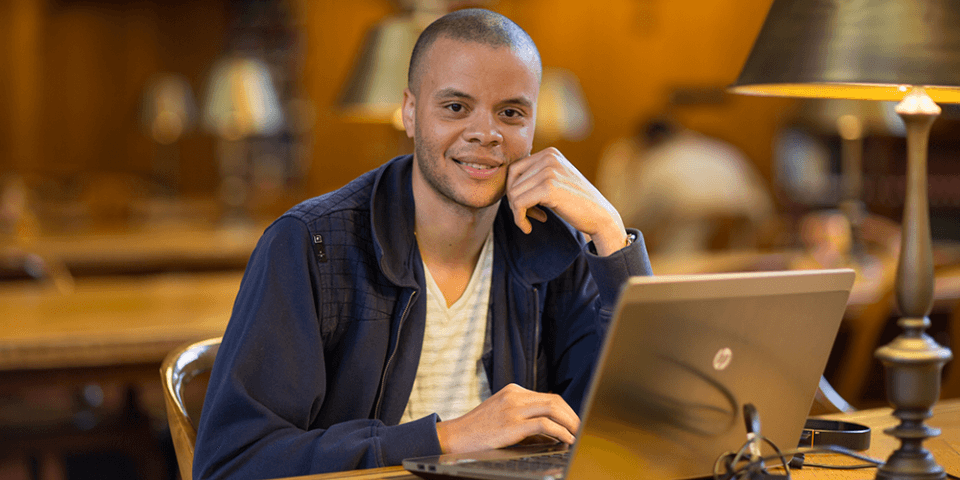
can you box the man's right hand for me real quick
[434,383,581,454]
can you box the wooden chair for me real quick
[934,264,960,400]
[161,337,220,480]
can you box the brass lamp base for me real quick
[873,87,953,480]
[875,317,952,480]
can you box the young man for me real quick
[193,8,651,479]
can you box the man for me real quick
[193,8,651,479]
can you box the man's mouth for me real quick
[454,159,497,170]
[452,157,503,179]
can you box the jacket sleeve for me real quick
[544,228,652,413]
[193,216,442,479]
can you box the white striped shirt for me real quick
[400,232,494,423]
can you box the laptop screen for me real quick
[568,269,854,479]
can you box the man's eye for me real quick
[446,103,463,113]
[502,108,522,118]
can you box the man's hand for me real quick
[506,148,627,256]
[435,383,580,454]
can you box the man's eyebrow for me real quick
[432,88,534,110]
[433,88,474,101]
[499,96,534,110]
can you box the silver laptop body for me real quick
[403,268,855,480]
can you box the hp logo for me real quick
[713,348,733,371]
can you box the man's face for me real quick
[402,37,539,211]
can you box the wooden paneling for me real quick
[2,0,792,206]
[0,0,226,195]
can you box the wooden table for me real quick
[0,271,240,376]
[0,222,253,479]
[0,218,265,375]
[273,400,960,480]
[5,220,263,278]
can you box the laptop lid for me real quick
[404,268,855,480]
[567,268,854,479]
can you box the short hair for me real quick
[407,8,542,93]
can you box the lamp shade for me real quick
[202,57,284,140]
[337,16,422,122]
[729,0,960,103]
[141,73,197,145]
[536,67,593,143]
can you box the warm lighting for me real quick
[536,67,593,144]
[337,3,443,124]
[730,84,960,104]
[140,73,198,194]
[731,1,960,479]
[201,56,285,221]
[202,57,284,141]
[141,73,197,145]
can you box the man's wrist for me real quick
[593,229,631,257]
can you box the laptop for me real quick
[403,268,855,480]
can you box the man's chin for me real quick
[455,193,504,211]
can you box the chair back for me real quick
[161,337,221,480]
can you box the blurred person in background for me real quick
[598,115,774,254]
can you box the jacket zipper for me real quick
[530,287,539,389]
[373,289,417,419]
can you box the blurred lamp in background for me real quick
[730,1,960,479]
[535,66,593,145]
[337,1,592,144]
[337,0,445,128]
[202,57,284,221]
[793,98,902,259]
[140,73,198,194]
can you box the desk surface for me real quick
[0,221,261,373]
[0,271,240,372]
[15,220,264,275]
[275,400,960,480]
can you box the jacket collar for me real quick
[370,155,584,287]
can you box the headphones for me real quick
[798,418,871,451]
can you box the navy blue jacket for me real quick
[193,155,652,479]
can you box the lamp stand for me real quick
[837,115,865,260]
[874,87,952,480]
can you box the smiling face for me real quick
[402,36,540,213]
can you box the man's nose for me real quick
[463,112,503,146]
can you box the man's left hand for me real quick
[506,148,627,256]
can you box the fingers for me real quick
[505,148,626,255]
[436,383,581,454]
[511,205,548,234]
[506,149,573,234]
[493,384,579,443]
[526,206,548,224]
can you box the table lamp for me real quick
[202,56,284,221]
[140,73,198,194]
[793,99,901,260]
[728,1,960,479]
[535,67,593,146]
[337,1,444,128]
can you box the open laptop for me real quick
[403,268,855,480]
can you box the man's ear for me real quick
[401,88,415,138]
[400,88,417,138]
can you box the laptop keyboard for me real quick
[469,451,569,472]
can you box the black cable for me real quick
[713,433,791,480]
[786,444,885,467]
[714,438,890,479]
